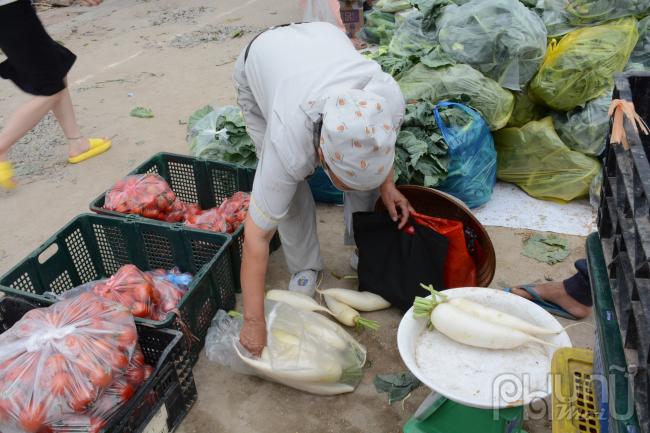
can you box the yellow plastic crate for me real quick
[551,348,600,433]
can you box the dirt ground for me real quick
[0,1,594,432]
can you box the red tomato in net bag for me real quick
[104,174,179,221]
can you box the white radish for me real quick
[448,297,561,336]
[430,303,555,350]
[304,323,347,351]
[323,295,380,330]
[234,344,342,383]
[317,288,391,312]
[266,290,333,315]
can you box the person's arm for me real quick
[238,137,297,356]
[239,218,275,357]
[379,167,413,229]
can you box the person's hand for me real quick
[239,316,267,357]
[79,0,103,6]
[380,182,414,229]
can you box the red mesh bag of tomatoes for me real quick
[218,192,250,232]
[104,174,177,221]
[0,293,137,433]
[91,265,159,319]
[184,208,231,233]
[147,269,192,322]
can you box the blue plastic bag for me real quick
[434,102,497,208]
[308,167,344,204]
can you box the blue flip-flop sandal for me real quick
[504,284,578,320]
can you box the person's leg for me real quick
[279,180,323,273]
[510,259,592,319]
[50,82,88,158]
[0,90,63,160]
[344,189,380,245]
[563,259,592,306]
[344,189,380,270]
[233,52,266,153]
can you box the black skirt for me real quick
[0,0,76,96]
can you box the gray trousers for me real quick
[233,53,378,274]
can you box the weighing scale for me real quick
[397,287,572,433]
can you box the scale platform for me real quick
[397,287,572,433]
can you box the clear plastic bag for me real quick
[530,17,638,111]
[52,266,192,322]
[589,170,603,209]
[0,294,138,433]
[388,9,438,58]
[104,174,178,220]
[51,345,153,433]
[184,192,250,234]
[436,0,547,91]
[186,105,258,168]
[626,16,650,72]
[358,9,397,44]
[552,92,611,156]
[205,303,367,395]
[398,63,515,130]
[434,102,497,208]
[507,89,549,127]
[494,117,601,202]
[541,0,650,37]
[375,0,413,12]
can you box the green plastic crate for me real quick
[89,152,281,291]
[0,213,236,364]
[586,233,642,433]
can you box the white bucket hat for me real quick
[303,89,398,190]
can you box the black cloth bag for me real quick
[353,212,448,312]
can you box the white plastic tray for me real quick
[397,287,572,409]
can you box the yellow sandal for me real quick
[0,161,16,190]
[67,138,112,164]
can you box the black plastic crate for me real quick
[0,213,235,363]
[88,152,281,291]
[598,73,650,381]
[0,296,197,433]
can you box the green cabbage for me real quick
[436,0,547,90]
[398,63,514,130]
[552,93,610,156]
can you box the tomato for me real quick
[131,302,150,318]
[89,366,113,388]
[64,335,83,354]
[69,387,96,413]
[49,372,72,396]
[132,348,145,366]
[117,328,137,350]
[19,401,46,433]
[125,367,145,386]
[44,354,67,373]
[117,382,135,402]
[143,365,153,380]
[110,352,129,370]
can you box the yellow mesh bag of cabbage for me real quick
[530,17,638,111]
[494,117,600,202]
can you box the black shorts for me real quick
[0,0,76,96]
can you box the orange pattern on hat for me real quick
[353,139,362,148]
[338,98,346,106]
[360,160,367,169]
